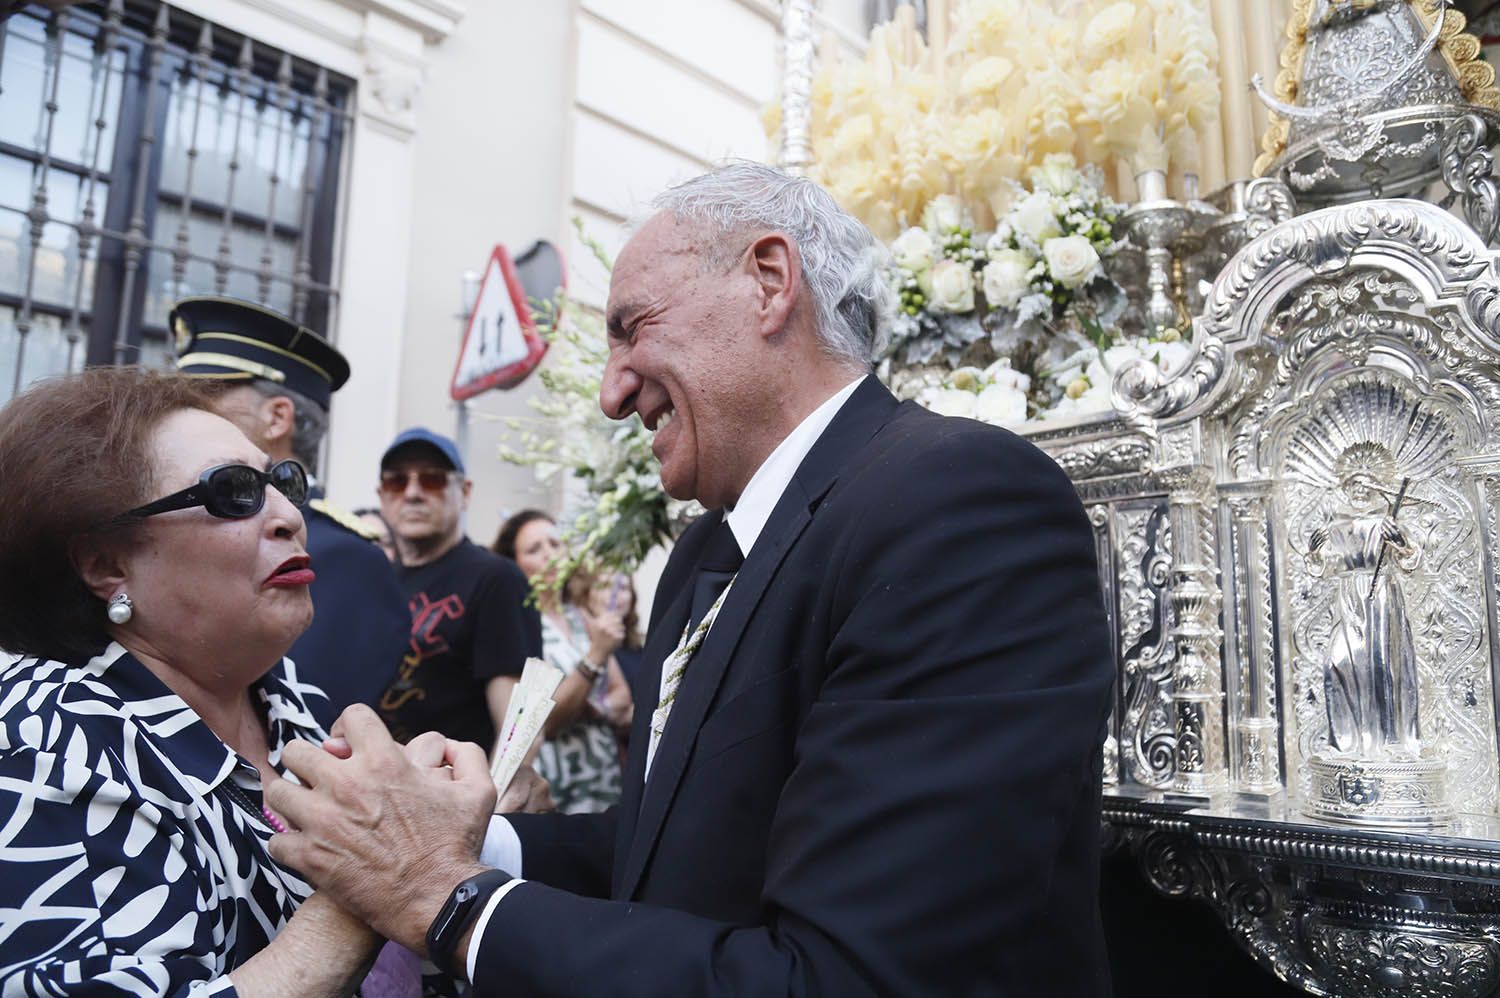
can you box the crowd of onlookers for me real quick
[360,430,643,815]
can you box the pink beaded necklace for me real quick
[260,804,289,834]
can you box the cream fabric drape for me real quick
[1201,0,1292,191]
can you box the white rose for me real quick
[1032,153,1080,197]
[1011,191,1061,245]
[982,250,1033,309]
[983,357,1031,393]
[922,194,965,233]
[922,386,977,418]
[1042,235,1101,289]
[975,383,1028,426]
[928,259,976,313]
[891,226,935,272]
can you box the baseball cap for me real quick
[381,427,466,475]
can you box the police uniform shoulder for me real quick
[308,498,381,542]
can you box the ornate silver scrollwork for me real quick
[1109,796,1500,998]
[1243,178,1297,241]
[1038,191,1500,991]
[1441,113,1500,246]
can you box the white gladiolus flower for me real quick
[891,226,936,272]
[928,259,977,313]
[982,250,1033,309]
[1083,2,1137,56]
[1042,235,1101,289]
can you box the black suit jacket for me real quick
[290,494,408,730]
[492,379,1114,996]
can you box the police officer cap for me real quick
[171,296,350,411]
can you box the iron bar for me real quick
[212,37,254,295]
[0,201,339,299]
[111,3,169,364]
[64,0,123,376]
[257,53,292,304]
[167,18,212,338]
[12,10,68,397]
[290,67,327,322]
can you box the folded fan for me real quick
[490,657,563,794]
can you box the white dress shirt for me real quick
[468,375,867,983]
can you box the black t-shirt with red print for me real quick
[378,538,541,749]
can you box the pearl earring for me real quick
[107,593,134,625]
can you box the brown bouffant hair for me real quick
[0,368,214,662]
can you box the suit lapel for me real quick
[615,378,901,900]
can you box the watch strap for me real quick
[426,868,514,979]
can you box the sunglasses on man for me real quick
[379,467,458,495]
[118,460,309,522]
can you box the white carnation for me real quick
[922,386,978,418]
[974,383,1028,427]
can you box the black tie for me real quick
[686,520,743,633]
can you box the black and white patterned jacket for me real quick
[0,643,330,996]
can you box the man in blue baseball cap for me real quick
[173,295,409,729]
[375,427,541,752]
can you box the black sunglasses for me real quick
[120,460,309,521]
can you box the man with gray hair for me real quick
[269,164,1115,995]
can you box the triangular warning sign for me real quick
[450,245,551,400]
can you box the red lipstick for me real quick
[265,555,315,587]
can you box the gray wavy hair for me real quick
[648,162,894,369]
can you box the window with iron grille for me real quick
[0,1,354,403]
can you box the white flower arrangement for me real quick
[501,221,699,590]
[781,0,1223,241]
[882,155,1124,373]
[915,358,1031,427]
[1035,327,1192,421]
[876,157,1196,428]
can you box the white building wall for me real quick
[387,0,573,546]
[167,0,869,563]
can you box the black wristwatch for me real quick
[426,868,514,978]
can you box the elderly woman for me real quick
[0,368,428,994]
